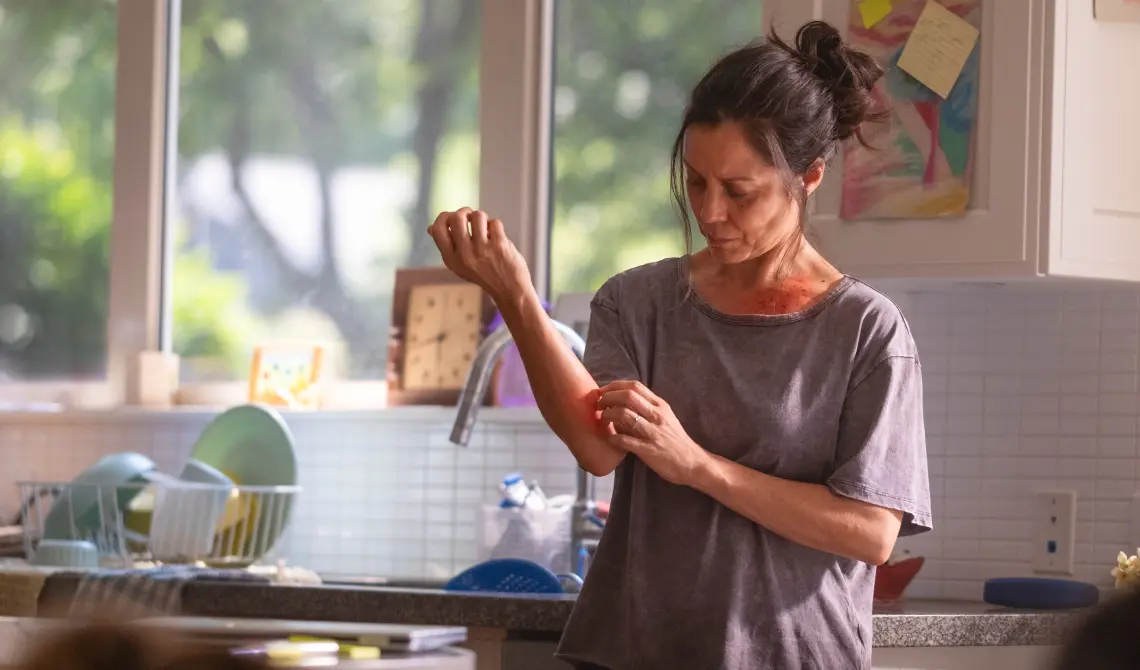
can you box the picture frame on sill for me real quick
[248,342,326,410]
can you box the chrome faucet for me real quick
[449,320,604,579]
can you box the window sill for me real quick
[0,404,546,426]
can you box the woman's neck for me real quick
[688,241,844,316]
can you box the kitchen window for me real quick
[546,2,764,295]
[168,0,481,385]
[0,0,119,384]
[0,0,609,409]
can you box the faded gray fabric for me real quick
[555,257,932,670]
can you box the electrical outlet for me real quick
[1033,489,1076,575]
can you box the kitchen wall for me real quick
[2,280,1139,600]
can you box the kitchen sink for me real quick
[318,575,451,590]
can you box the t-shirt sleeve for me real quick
[583,285,642,385]
[827,355,933,536]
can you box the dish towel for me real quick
[67,565,269,619]
[0,566,57,617]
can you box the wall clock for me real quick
[387,266,494,406]
[402,282,483,390]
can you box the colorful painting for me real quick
[840,0,981,220]
[248,342,325,409]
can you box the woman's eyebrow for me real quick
[682,160,759,183]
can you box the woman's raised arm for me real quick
[427,208,624,476]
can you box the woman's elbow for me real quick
[580,454,621,478]
[857,510,905,566]
[863,540,895,566]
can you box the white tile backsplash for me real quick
[2,282,1140,599]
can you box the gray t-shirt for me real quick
[555,257,932,670]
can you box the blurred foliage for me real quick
[548,3,763,293]
[0,0,760,381]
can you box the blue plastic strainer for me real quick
[444,558,566,594]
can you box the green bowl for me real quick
[42,452,156,541]
[188,404,298,562]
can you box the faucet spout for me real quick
[449,319,586,447]
[448,316,600,580]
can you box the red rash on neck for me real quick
[752,278,824,315]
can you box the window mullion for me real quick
[107,0,170,404]
[478,0,555,301]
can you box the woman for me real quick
[428,20,931,670]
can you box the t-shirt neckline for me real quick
[675,256,856,326]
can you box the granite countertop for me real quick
[31,574,1083,648]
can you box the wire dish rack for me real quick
[17,480,302,567]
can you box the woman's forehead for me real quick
[683,123,777,177]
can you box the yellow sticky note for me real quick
[858,0,893,29]
[896,0,980,99]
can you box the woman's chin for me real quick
[704,244,749,265]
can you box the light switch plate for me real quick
[1032,489,1076,575]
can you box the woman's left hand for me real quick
[597,381,710,486]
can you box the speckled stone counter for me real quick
[34,575,1082,648]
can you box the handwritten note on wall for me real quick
[897,0,980,99]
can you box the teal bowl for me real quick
[41,452,157,542]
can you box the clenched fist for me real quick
[427,208,532,304]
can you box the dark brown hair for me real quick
[1053,590,1140,670]
[669,20,890,276]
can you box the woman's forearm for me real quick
[691,452,903,565]
[496,290,625,476]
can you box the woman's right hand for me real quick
[427,207,533,304]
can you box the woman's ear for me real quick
[802,160,826,196]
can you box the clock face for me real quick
[402,283,484,391]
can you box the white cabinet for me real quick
[762,1,1140,283]
[472,637,1059,670]
[872,645,1058,670]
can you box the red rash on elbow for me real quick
[583,388,606,435]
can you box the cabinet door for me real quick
[871,645,1058,670]
[1046,1,1140,282]
[761,0,1046,280]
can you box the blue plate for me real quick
[983,577,1100,610]
[445,559,565,594]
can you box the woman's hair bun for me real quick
[792,20,889,144]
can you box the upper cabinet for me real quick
[762,1,1140,282]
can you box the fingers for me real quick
[447,207,474,262]
[601,405,650,437]
[487,217,507,244]
[598,380,660,406]
[428,211,458,267]
[467,210,489,251]
[597,387,659,423]
[608,433,648,455]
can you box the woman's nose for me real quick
[699,187,729,222]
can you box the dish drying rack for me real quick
[17,480,301,567]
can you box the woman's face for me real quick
[683,122,822,266]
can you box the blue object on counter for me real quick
[445,558,565,594]
[983,577,1100,610]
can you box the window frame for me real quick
[0,0,554,409]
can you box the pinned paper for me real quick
[858,0,893,29]
[897,0,980,99]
